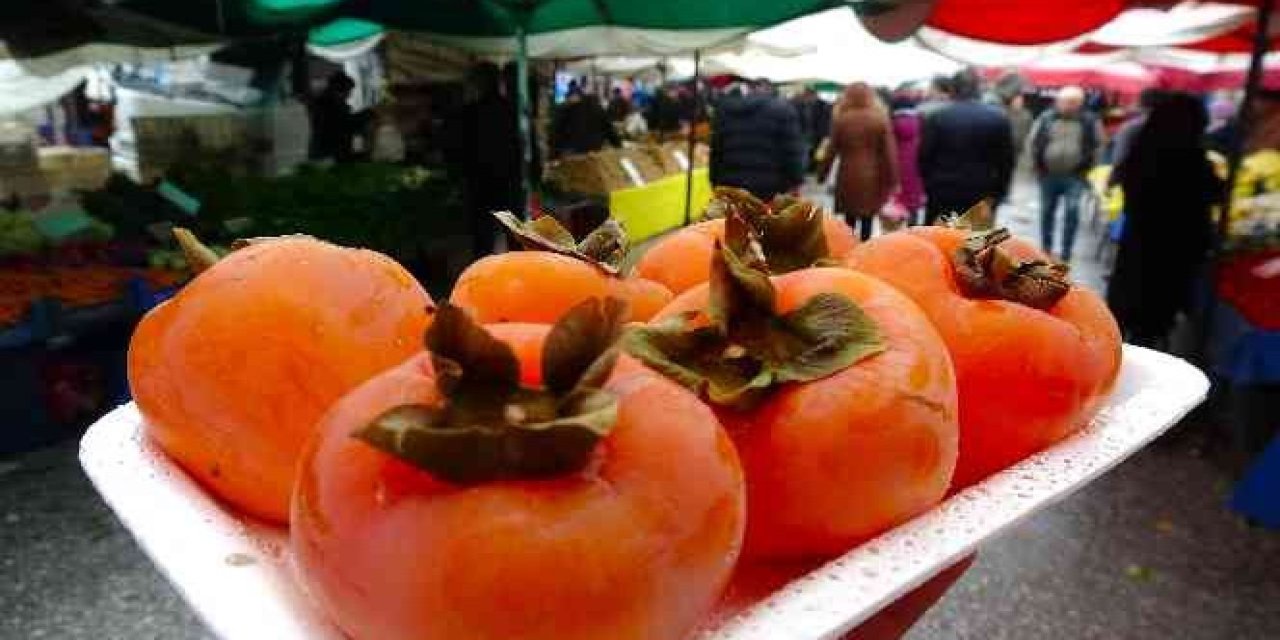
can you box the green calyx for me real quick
[624,230,886,411]
[353,298,627,484]
[953,227,1071,311]
[703,187,833,273]
[494,211,626,275]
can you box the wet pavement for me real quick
[1,177,1277,639]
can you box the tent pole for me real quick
[683,49,702,227]
[516,19,533,218]
[1198,0,1274,360]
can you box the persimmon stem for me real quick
[172,227,219,274]
[952,228,1070,311]
[354,298,627,484]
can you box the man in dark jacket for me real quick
[792,86,832,173]
[551,81,620,157]
[450,63,522,257]
[308,71,370,163]
[710,78,805,201]
[918,71,1015,225]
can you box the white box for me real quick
[80,345,1208,640]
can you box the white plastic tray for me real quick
[80,345,1208,640]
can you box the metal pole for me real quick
[683,49,702,226]
[1199,0,1274,360]
[516,20,533,217]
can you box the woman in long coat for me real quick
[831,82,899,241]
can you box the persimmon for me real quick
[129,231,431,523]
[451,213,672,323]
[845,221,1122,489]
[624,216,957,559]
[634,187,858,295]
[292,299,745,640]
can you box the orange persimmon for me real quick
[625,224,957,559]
[845,224,1122,489]
[129,233,432,523]
[635,187,857,295]
[451,213,672,323]
[292,300,745,640]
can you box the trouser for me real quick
[1038,174,1084,261]
[855,215,874,241]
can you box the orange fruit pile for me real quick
[126,193,1120,638]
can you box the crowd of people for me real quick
[702,71,1228,350]
[422,64,1232,352]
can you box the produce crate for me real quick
[79,346,1208,640]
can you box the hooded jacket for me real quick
[710,92,805,200]
[831,83,899,218]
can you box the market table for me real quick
[1212,249,1280,385]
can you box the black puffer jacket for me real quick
[710,94,805,200]
[918,99,1015,207]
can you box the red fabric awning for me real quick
[1182,24,1279,53]
[924,0,1127,45]
[922,0,1265,46]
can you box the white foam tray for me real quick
[80,345,1207,640]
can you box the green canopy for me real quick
[361,0,857,57]
[365,0,848,35]
[117,0,343,35]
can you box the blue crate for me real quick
[0,299,56,350]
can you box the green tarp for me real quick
[117,0,343,34]
[361,0,850,36]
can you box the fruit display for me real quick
[845,215,1122,489]
[544,145,698,196]
[450,212,673,324]
[0,211,43,258]
[128,232,433,523]
[624,214,957,558]
[292,300,745,640]
[112,192,1132,639]
[634,187,858,295]
[0,265,187,329]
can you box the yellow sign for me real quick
[609,169,712,243]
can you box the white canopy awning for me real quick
[709,8,959,87]
[0,62,91,116]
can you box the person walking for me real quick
[890,88,925,226]
[451,63,521,258]
[1005,94,1033,156]
[1109,88,1163,167]
[606,87,631,124]
[551,80,619,158]
[829,83,898,241]
[1107,93,1220,348]
[646,85,684,141]
[308,71,370,163]
[1028,86,1103,262]
[709,78,805,201]
[793,86,833,173]
[918,71,1015,225]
